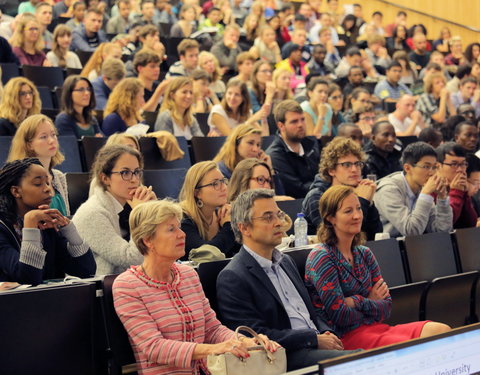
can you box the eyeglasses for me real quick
[329,95,343,100]
[19,90,34,97]
[250,176,272,186]
[251,211,286,223]
[259,69,273,74]
[72,87,92,93]
[413,164,438,171]
[336,161,365,169]
[196,178,229,191]
[442,162,468,169]
[27,27,40,32]
[360,116,376,122]
[110,168,143,180]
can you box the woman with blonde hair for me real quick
[198,51,226,100]
[81,42,122,81]
[102,78,145,136]
[10,15,51,66]
[154,77,203,139]
[250,25,282,65]
[213,123,273,179]
[208,78,268,136]
[106,132,140,150]
[179,161,239,259]
[272,67,293,102]
[242,13,260,43]
[46,24,82,68]
[8,114,70,216]
[0,77,41,136]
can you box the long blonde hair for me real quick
[52,24,72,68]
[213,123,262,171]
[8,114,65,169]
[160,77,195,127]
[81,42,121,78]
[178,161,218,240]
[198,51,222,82]
[104,78,143,123]
[10,15,44,53]
[0,77,41,126]
[273,68,293,100]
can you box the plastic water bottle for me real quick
[294,213,308,247]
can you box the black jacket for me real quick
[266,135,320,198]
[363,141,402,180]
[0,118,17,136]
[302,175,383,239]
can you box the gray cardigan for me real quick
[72,186,143,275]
[374,171,453,237]
[154,110,204,137]
[52,169,70,217]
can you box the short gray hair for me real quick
[231,188,275,243]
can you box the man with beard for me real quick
[302,137,382,236]
[364,121,403,179]
[408,33,430,72]
[266,100,320,198]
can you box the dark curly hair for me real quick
[319,137,365,183]
[0,158,42,224]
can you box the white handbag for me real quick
[207,326,287,375]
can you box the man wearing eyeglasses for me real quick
[375,142,452,237]
[436,142,477,229]
[302,137,382,238]
[217,189,357,372]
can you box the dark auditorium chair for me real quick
[41,108,60,121]
[57,136,83,173]
[143,168,187,200]
[101,274,136,375]
[366,238,408,287]
[197,259,230,314]
[66,172,90,215]
[453,227,480,272]
[190,136,226,163]
[76,50,94,67]
[79,136,107,172]
[283,247,313,280]
[37,86,55,109]
[194,112,209,136]
[66,67,82,77]
[385,281,428,325]
[142,110,158,132]
[0,136,12,166]
[22,65,65,89]
[0,62,20,84]
[277,199,303,236]
[397,136,418,149]
[139,136,191,169]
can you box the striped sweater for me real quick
[305,243,392,337]
[113,263,235,375]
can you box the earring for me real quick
[196,199,204,208]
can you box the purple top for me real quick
[12,47,46,66]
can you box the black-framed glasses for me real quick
[336,161,365,169]
[329,94,344,100]
[110,169,143,180]
[250,176,272,186]
[413,164,438,171]
[442,162,468,169]
[251,211,286,224]
[196,178,229,191]
[72,87,92,93]
[19,90,34,97]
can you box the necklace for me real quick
[141,264,174,283]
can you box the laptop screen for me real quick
[319,323,480,375]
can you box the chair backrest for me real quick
[453,227,480,273]
[143,168,187,200]
[101,274,136,375]
[22,65,65,89]
[403,232,458,282]
[41,108,60,121]
[79,136,107,172]
[398,136,418,149]
[57,136,83,173]
[142,111,158,132]
[190,136,226,163]
[0,136,12,166]
[277,199,303,236]
[75,50,94,67]
[283,247,313,280]
[197,259,230,313]
[66,67,82,77]
[66,172,90,215]
[139,136,191,169]
[0,63,20,85]
[37,86,55,109]
[194,112,209,136]
[366,238,408,287]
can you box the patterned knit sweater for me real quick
[113,263,235,375]
[305,243,392,337]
